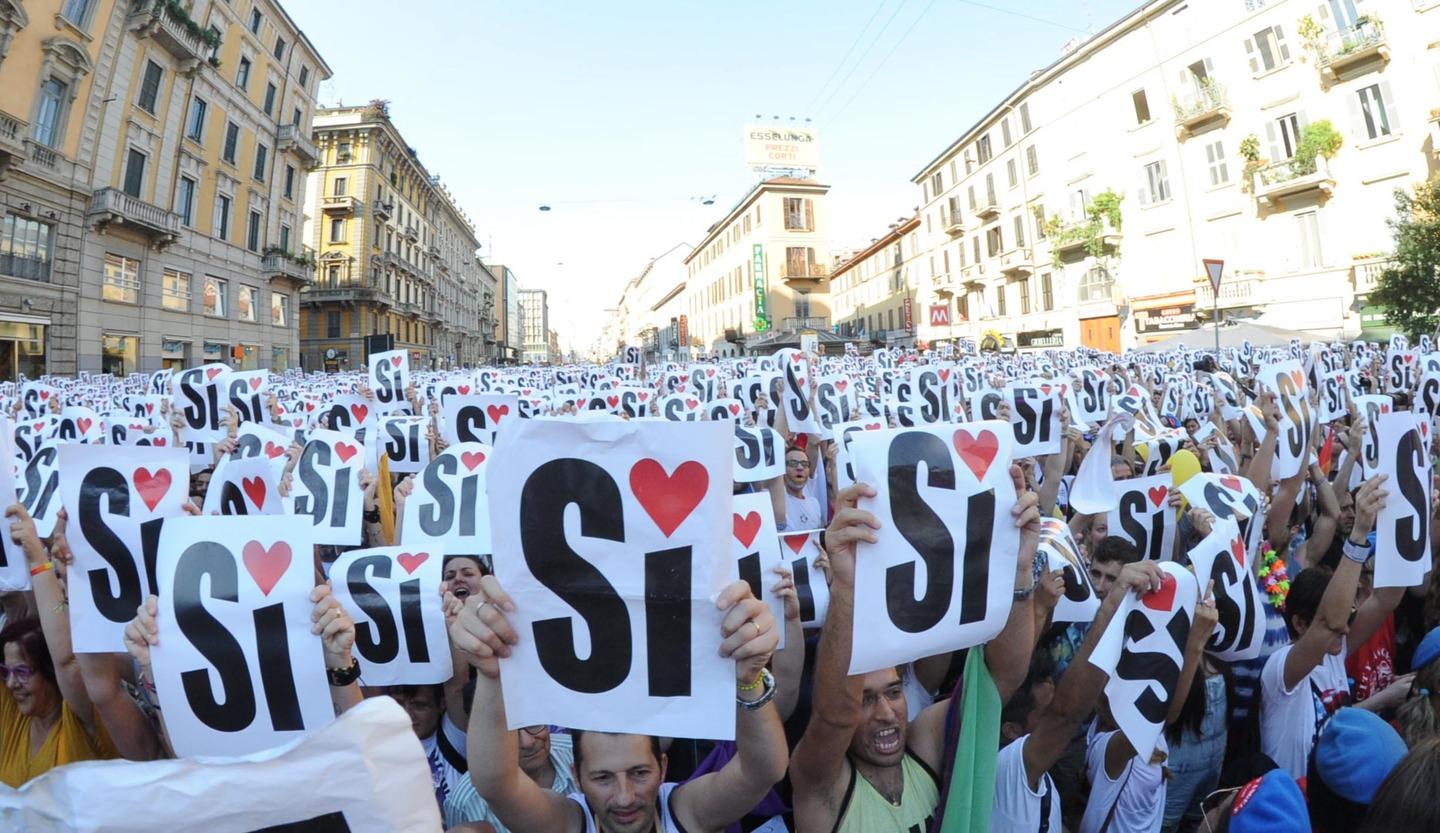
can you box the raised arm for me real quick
[984,464,1043,702]
[1299,461,1340,569]
[1246,392,1279,496]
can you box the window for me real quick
[101,334,137,376]
[326,311,341,338]
[263,82,277,116]
[237,285,258,322]
[175,175,196,226]
[1246,25,1291,74]
[120,148,146,198]
[1079,267,1114,302]
[329,217,346,242]
[1032,205,1047,240]
[216,194,232,240]
[1356,83,1397,140]
[137,61,163,113]
[206,26,221,62]
[236,57,252,91]
[292,107,302,127]
[968,185,977,211]
[33,78,68,147]
[986,226,1003,257]
[785,246,817,277]
[1140,160,1171,205]
[1041,272,1054,311]
[102,253,140,303]
[246,210,262,252]
[1132,89,1152,124]
[1020,277,1031,314]
[930,172,943,196]
[283,164,295,199]
[985,173,996,205]
[222,122,239,163]
[272,292,289,326]
[161,268,190,311]
[1269,112,1302,159]
[339,142,353,160]
[1019,102,1032,133]
[185,96,207,141]
[1205,140,1230,186]
[325,264,340,286]
[0,215,53,282]
[783,197,814,231]
[61,0,90,26]
[996,284,1007,316]
[1297,210,1323,269]
[333,176,347,196]
[1002,118,1013,147]
[249,7,263,34]
[299,66,310,89]
[1013,215,1026,248]
[204,276,227,317]
[253,143,268,181]
[1026,146,1039,177]
[976,134,992,164]
[279,223,290,252]
[1005,159,1017,189]
[972,235,981,264]
[273,36,287,60]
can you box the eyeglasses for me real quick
[0,664,35,684]
[520,725,550,736]
[786,459,810,469]
[1200,786,1241,833]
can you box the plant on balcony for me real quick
[1297,14,1326,62]
[154,0,221,48]
[1238,134,1267,194]
[1171,77,1226,121]
[1293,120,1342,175]
[1044,189,1123,268]
[1371,176,1440,339]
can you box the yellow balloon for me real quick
[1170,450,1202,510]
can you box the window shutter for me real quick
[1274,25,1291,62]
[1138,167,1150,207]
[923,182,929,203]
[1244,37,1259,74]
[1203,57,1216,77]
[1380,80,1401,134]
[1264,120,1281,161]
[1346,88,1367,141]
[1159,160,1170,200]
[1316,3,1331,27]
[1297,109,1310,130]
[804,199,814,230]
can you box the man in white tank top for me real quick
[449,575,787,833]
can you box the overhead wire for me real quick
[808,0,915,118]
[801,0,896,117]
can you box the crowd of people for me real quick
[1,339,1439,833]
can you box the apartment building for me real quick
[489,262,522,363]
[682,177,831,357]
[829,215,924,349]
[0,0,329,376]
[301,103,484,371]
[517,286,551,364]
[910,0,1438,352]
[609,242,692,362]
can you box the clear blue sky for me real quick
[286,0,1140,354]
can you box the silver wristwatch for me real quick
[738,668,777,711]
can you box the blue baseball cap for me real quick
[1314,707,1408,804]
[1229,770,1310,833]
[1413,625,1440,671]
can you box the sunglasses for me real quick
[0,664,36,685]
[786,459,810,469]
[1200,786,1241,833]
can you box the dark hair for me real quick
[1283,566,1333,639]
[0,617,55,687]
[1308,741,1371,832]
[442,554,489,575]
[784,444,805,459]
[1001,651,1058,730]
[1092,536,1141,568]
[1167,663,1232,746]
[1359,738,1440,833]
[571,730,663,773]
[389,683,443,703]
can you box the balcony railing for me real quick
[1173,79,1231,139]
[781,263,830,281]
[781,316,830,332]
[0,109,25,177]
[262,249,315,283]
[1352,256,1395,293]
[1319,18,1389,80]
[276,124,320,168]
[87,187,182,249]
[303,273,388,305]
[975,194,1001,219]
[322,194,360,213]
[0,253,50,283]
[1049,217,1122,259]
[403,224,420,243]
[373,200,393,221]
[128,0,213,72]
[1253,155,1336,207]
[1195,271,1262,307]
[999,248,1033,277]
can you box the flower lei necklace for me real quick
[1258,543,1289,608]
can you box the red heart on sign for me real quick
[206,367,223,381]
[486,404,509,423]
[305,402,316,412]
[37,391,48,400]
[865,422,882,431]
[1220,475,1243,492]
[1290,370,1304,388]
[783,534,809,555]
[242,476,267,509]
[264,442,285,459]
[728,403,741,416]
[458,385,471,394]
[76,418,92,435]
[733,512,761,549]
[1142,573,1178,612]
[607,395,620,408]
[248,378,261,391]
[685,398,698,409]
[145,403,155,415]
[638,392,650,402]
[1230,537,1246,567]
[335,442,358,463]
[390,356,401,367]
[397,552,429,575]
[153,438,166,446]
[1148,486,1168,507]
[953,429,999,481]
[461,450,486,470]
[629,459,709,537]
[836,379,849,392]
[242,541,291,596]
[939,370,951,383]
[32,423,42,432]
[133,467,171,511]
[350,404,369,423]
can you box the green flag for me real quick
[938,646,1002,832]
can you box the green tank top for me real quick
[833,751,940,833]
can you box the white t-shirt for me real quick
[569,782,683,833]
[1077,730,1167,833]
[782,478,823,531]
[991,735,1063,832]
[1260,640,1350,778]
[420,713,470,808]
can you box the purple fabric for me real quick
[684,741,789,831]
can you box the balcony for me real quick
[960,263,985,284]
[1351,256,1395,293]
[1318,18,1389,82]
[780,316,830,332]
[781,262,830,289]
[932,272,955,296]
[1252,156,1335,207]
[373,200,393,221]
[322,194,360,214]
[1173,80,1231,140]
[86,188,181,250]
[1049,218,1122,260]
[974,194,1001,220]
[303,273,388,306]
[999,248,1033,278]
[276,125,320,168]
[262,248,315,283]
[128,0,214,74]
[1195,270,1262,308]
[943,214,965,236]
[0,110,25,178]
[403,224,420,243]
